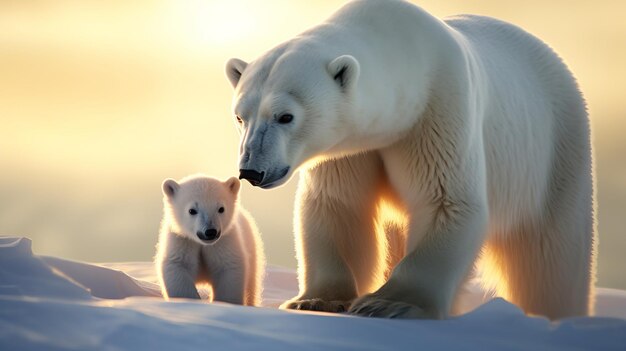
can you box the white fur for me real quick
[226,0,595,319]
[155,175,265,306]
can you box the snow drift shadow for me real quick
[1,236,626,351]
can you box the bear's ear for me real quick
[225,58,248,88]
[327,55,360,92]
[162,179,179,198]
[224,176,241,195]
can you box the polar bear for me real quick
[225,0,595,319]
[155,175,265,306]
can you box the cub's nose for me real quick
[205,228,219,240]
[239,169,265,186]
[197,229,220,242]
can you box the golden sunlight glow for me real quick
[171,0,262,46]
[0,0,624,289]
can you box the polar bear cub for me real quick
[155,174,264,306]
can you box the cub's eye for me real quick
[277,113,293,124]
[218,207,225,213]
[188,209,197,215]
[235,115,243,124]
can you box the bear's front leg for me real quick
[349,191,488,319]
[280,153,387,313]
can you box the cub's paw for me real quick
[349,294,433,319]
[280,298,352,313]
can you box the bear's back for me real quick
[444,15,589,229]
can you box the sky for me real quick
[0,0,625,288]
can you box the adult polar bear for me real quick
[225,0,595,319]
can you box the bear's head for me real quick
[225,50,360,189]
[161,175,241,245]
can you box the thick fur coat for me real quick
[226,0,595,319]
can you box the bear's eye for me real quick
[277,113,293,124]
[235,115,243,124]
[188,208,197,215]
[218,207,225,214]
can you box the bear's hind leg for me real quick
[482,211,594,319]
[244,243,263,307]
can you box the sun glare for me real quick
[0,0,624,291]
[175,0,262,46]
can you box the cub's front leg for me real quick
[160,260,201,300]
[280,153,387,313]
[210,267,246,305]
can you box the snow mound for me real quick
[1,236,625,350]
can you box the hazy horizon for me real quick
[1,0,625,289]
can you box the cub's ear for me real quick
[224,176,241,195]
[225,58,248,88]
[327,55,360,91]
[162,179,179,198]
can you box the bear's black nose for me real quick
[197,229,220,242]
[239,169,265,186]
[205,228,219,240]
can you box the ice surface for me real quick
[1,237,625,350]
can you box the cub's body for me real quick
[155,175,264,306]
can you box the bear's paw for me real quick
[349,295,434,319]
[280,298,352,313]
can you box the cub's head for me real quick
[161,175,240,245]
[225,49,360,189]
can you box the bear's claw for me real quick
[280,298,351,313]
[349,295,432,319]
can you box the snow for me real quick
[1,237,625,350]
